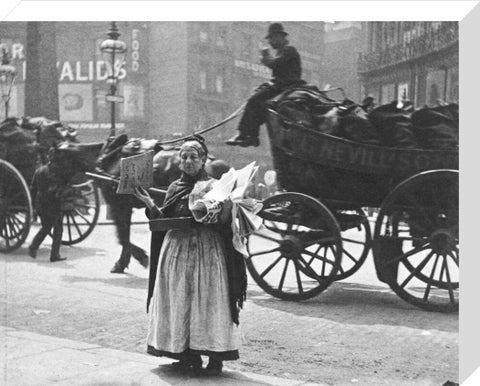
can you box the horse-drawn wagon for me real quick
[245,103,458,313]
[0,118,100,252]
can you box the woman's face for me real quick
[180,148,205,177]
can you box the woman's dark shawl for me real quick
[146,171,247,325]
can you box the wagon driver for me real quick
[226,23,305,147]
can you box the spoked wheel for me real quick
[0,160,32,252]
[246,192,342,300]
[373,170,458,313]
[54,179,100,245]
[334,208,372,280]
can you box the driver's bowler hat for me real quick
[265,23,288,38]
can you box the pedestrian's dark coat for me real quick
[30,164,67,215]
[29,163,71,260]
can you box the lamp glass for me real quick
[101,39,127,78]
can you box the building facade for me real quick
[0,21,324,174]
[358,22,458,107]
[322,21,365,102]
[0,22,150,141]
[149,21,325,171]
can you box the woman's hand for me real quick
[218,199,233,224]
[223,198,233,213]
[134,187,156,210]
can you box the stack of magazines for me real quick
[189,161,263,254]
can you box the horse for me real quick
[52,134,230,274]
[17,116,79,164]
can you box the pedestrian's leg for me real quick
[110,204,132,273]
[50,215,66,262]
[29,214,53,258]
[226,86,281,147]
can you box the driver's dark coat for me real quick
[263,45,302,87]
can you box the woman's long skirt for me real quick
[147,227,240,361]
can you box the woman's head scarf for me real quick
[179,138,208,162]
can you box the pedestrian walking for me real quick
[226,22,305,147]
[134,138,247,376]
[28,154,70,262]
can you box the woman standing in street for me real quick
[135,138,247,376]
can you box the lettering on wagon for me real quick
[314,140,458,171]
[299,135,457,172]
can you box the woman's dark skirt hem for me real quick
[147,345,239,361]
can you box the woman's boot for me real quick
[204,358,223,375]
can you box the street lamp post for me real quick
[100,22,127,138]
[0,48,17,119]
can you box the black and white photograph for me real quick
[0,1,475,385]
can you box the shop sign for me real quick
[131,29,140,72]
[105,94,125,103]
[68,122,126,130]
[234,59,271,79]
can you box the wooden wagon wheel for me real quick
[334,208,372,280]
[0,159,33,252]
[373,170,458,313]
[246,192,342,301]
[53,179,100,245]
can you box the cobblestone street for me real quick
[1,220,458,385]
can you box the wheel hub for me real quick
[429,229,456,254]
[279,235,303,259]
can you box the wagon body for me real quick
[0,122,38,184]
[266,109,458,208]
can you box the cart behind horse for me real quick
[245,108,458,313]
[0,118,100,253]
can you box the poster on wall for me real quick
[121,84,144,119]
[59,83,93,122]
[0,84,24,121]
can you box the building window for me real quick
[198,104,209,128]
[380,83,395,104]
[426,69,446,105]
[216,28,226,47]
[397,82,409,101]
[213,107,223,129]
[447,67,458,103]
[215,75,223,93]
[200,71,207,90]
[239,33,251,59]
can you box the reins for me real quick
[157,103,246,146]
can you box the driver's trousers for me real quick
[236,80,305,138]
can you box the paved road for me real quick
[0,218,458,385]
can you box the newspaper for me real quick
[189,161,263,254]
[116,151,154,194]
